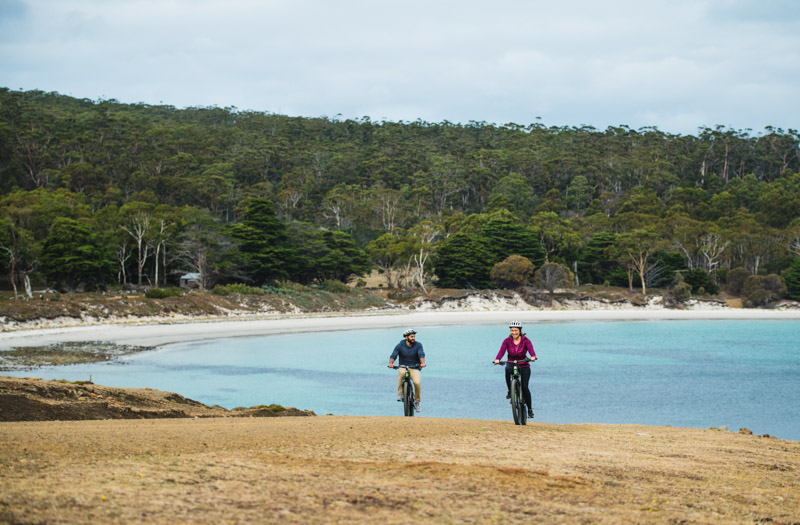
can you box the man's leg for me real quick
[410,369,421,402]
[397,368,405,396]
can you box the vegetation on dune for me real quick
[0,88,799,307]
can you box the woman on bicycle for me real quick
[494,321,536,418]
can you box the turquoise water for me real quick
[7,320,800,440]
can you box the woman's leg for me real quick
[520,367,532,408]
[504,367,512,396]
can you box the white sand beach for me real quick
[1,307,799,349]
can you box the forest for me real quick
[1,88,800,305]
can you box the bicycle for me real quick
[494,358,532,425]
[390,364,421,416]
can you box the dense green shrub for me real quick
[145,287,182,299]
[724,267,752,295]
[491,255,535,289]
[742,274,786,307]
[321,279,351,293]
[277,280,311,292]
[534,262,575,297]
[212,283,265,296]
[684,268,720,295]
[670,273,692,301]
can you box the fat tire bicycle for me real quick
[390,364,421,417]
[494,358,532,425]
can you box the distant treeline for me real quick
[1,88,799,303]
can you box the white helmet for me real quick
[402,328,417,337]
[509,321,522,328]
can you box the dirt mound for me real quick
[0,376,314,421]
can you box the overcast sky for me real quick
[1,0,798,135]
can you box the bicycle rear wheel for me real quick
[403,381,413,417]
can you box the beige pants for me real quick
[397,368,421,402]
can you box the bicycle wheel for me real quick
[518,393,527,426]
[511,379,520,425]
[403,381,413,417]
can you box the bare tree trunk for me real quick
[117,244,131,285]
[121,213,151,287]
[22,272,32,299]
[154,243,161,288]
[9,258,17,299]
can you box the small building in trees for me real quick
[179,273,201,288]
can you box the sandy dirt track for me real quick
[2,416,799,524]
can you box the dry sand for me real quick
[2,308,799,349]
[2,416,799,524]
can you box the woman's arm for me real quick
[526,338,537,360]
[494,339,508,362]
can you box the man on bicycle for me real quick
[389,328,426,412]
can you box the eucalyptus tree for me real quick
[528,211,582,263]
[118,201,155,286]
[365,232,411,288]
[610,228,668,296]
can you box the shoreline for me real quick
[1,307,799,349]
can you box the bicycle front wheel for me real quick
[511,380,521,425]
[518,397,527,426]
[403,381,413,417]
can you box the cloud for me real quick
[1,0,798,134]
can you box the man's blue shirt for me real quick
[390,340,425,366]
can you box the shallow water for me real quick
[8,319,800,440]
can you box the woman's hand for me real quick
[493,359,500,364]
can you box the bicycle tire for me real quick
[518,391,527,426]
[403,380,413,417]
[511,379,520,425]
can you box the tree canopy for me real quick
[1,88,799,298]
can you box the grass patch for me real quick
[213,283,266,296]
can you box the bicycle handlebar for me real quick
[494,358,533,365]
[390,364,423,370]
